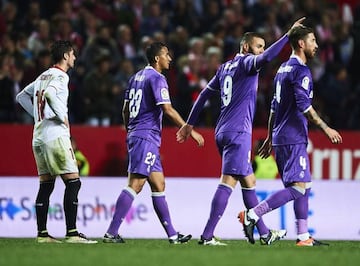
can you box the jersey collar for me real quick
[290,53,306,66]
[52,65,66,72]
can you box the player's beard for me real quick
[248,46,255,54]
[305,48,317,60]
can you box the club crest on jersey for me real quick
[302,76,310,90]
[161,88,170,100]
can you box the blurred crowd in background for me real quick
[0,0,359,129]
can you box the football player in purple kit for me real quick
[176,18,306,245]
[103,42,204,244]
[238,26,342,246]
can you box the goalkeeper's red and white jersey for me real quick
[23,67,70,145]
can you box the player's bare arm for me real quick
[122,100,130,131]
[162,104,204,146]
[189,130,204,147]
[258,111,275,159]
[304,106,342,144]
[64,117,69,128]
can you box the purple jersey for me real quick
[187,35,289,136]
[271,55,313,145]
[208,53,260,135]
[125,66,171,146]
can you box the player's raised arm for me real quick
[255,17,306,68]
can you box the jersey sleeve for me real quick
[293,68,313,113]
[44,73,68,121]
[151,75,171,105]
[242,54,258,74]
[16,82,35,117]
[207,72,220,92]
[255,35,288,69]
[187,72,219,125]
[47,73,67,92]
[44,86,63,121]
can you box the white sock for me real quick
[297,232,310,241]
[169,234,178,240]
[248,208,259,222]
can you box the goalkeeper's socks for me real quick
[64,178,81,231]
[36,180,55,232]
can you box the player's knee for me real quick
[129,183,143,194]
[151,183,165,193]
[291,185,306,196]
[65,178,81,194]
[36,180,56,202]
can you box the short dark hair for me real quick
[288,26,314,49]
[145,42,167,64]
[50,40,73,63]
[240,32,264,47]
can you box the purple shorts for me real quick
[274,144,311,187]
[215,131,253,178]
[127,136,163,177]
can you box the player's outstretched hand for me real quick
[258,137,272,159]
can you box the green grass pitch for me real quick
[1,238,359,266]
